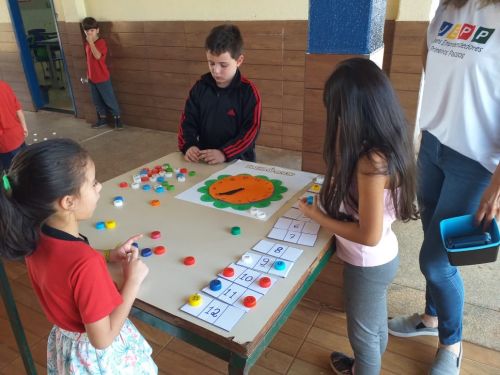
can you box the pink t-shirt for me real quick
[335,190,398,267]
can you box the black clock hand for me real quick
[217,187,245,196]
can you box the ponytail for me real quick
[0,175,40,259]
[0,139,89,260]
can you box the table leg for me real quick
[228,353,249,375]
[0,259,37,374]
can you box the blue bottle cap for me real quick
[209,279,222,291]
[95,221,106,230]
[141,248,152,257]
[142,184,151,191]
[274,260,286,271]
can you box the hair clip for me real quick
[2,174,11,191]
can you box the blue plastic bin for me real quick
[440,214,499,266]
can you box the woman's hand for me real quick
[475,181,500,230]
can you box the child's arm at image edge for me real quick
[16,109,28,137]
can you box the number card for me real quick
[212,305,246,331]
[252,239,275,254]
[267,228,287,241]
[180,293,214,316]
[218,283,246,304]
[268,215,319,247]
[268,259,294,278]
[202,277,232,298]
[248,274,278,294]
[283,230,301,243]
[269,243,287,257]
[234,268,262,288]
[236,290,264,312]
[218,263,247,282]
[236,251,262,269]
[281,246,303,262]
[253,254,277,273]
[199,300,229,324]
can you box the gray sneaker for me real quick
[430,344,462,375]
[388,313,438,337]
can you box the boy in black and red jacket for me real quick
[178,24,261,164]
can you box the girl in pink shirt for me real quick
[299,58,419,375]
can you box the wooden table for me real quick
[5,152,333,375]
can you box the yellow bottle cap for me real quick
[105,220,116,229]
[188,293,202,307]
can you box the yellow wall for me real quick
[56,0,407,23]
[53,0,87,22]
[396,0,435,21]
[0,0,434,25]
[83,0,309,22]
[1,0,10,23]
[386,0,399,20]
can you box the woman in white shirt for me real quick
[388,1,500,374]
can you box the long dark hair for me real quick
[0,139,89,259]
[321,58,418,222]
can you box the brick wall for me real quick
[58,20,308,152]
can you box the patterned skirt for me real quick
[47,319,157,374]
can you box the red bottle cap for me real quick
[243,296,256,308]
[151,230,161,239]
[222,267,234,277]
[119,182,128,188]
[184,256,195,266]
[259,277,271,288]
[154,246,166,255]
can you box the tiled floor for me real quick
[2,260,500,374]
[1,111,499,374]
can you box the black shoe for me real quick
[114,116,123,130]
[330,352,354,375]
[91,117,108,129]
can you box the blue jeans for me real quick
[89,79,120,117]
[418,131,492,345]
[0,142,26,171]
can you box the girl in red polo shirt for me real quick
[0,139,157,374]
[0,80,28,171]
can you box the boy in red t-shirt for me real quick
[82,17,122,130]
[0,80,28,171]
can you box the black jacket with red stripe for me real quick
[178,70,261,162]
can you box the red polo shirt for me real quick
[26,226,123,332]
[0,80,24,153]
[85,38,110,83]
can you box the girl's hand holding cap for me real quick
[111,234,143,262]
